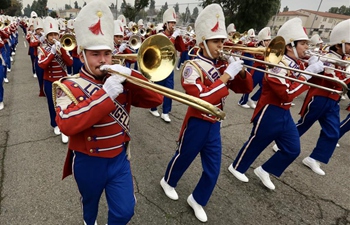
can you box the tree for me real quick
[83,1,86,7]
[23,4,31,17]
[192,7,199,20]
[49,10,58,18]
[283,6,288,12]
[147,0,156,15]
[201,0,280,31]
[174,3,179,13]
[0,0,11,11]
[65,4,72,10]
[30,0,48,17]
[157,2,168,22]
[5,0,22,16]
[327,5,350,15]
[74,1,79,9]
[121,0,149,21]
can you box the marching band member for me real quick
[66,19,83,75]
[38,16,73,143]
[32,17,45,96]
[113,20,136,67]
[159,4,253,222]
[53,1,162,224]
[149,7,186,122]
[238,27,272,109]
[228,18,324,190]
[294,19,350,175]
[26,17,36,78]
[309,33,324,53]
[227,23,236,38]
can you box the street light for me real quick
[309,0,323,35]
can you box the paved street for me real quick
[0,33,349,225]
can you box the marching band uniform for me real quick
[160,4,253,222]
[26,17,36,77]
[53,1,162,224]
[295,19,350,175]
[113,20,136,67]
[228,18,324,190]
[238,28,257,108]
[238,27,272,109]
[38,16,73,142]
[32,17,45,96]
[149,8,186,122]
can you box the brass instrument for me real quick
[0,21,4,29]
[139,28,146,36]
[106,35,226,120]
[131,25,138,34]
[60,33,77,51]
[221,36,348,95]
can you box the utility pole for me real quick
[309,0,323,35]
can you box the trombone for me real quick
[106,35,226,120]
[60,33,77,51]
[222,36,348,95]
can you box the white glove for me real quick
[171,29,180,39]
[308,55,319,65]
[54,40,61,50]
[103,76,124,100]
[100,64,132,82]
[224,60,244,80]
[39,35,45,43]
[305,60,324,74]
[119,43,127,52]
[50,45,56,54]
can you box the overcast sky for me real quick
[22,0,350,13]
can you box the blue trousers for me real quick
[4,44,11,70]
[150,71,174,114]
[339,113,350,140]
[296,96,340,164]
[238,68,264,104]
[73,57,83,75]
[177,50,189,68]
[232,105,300,177]
[73,150,135,225]
[35,57,44,94]
[43,80,57,128]
[164,117,221,206]
[29,47,36,74]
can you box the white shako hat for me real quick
[227,23,236,33]
[195,3,227,45]
[28,18,35,27]
[257,27,271,42]
[156,23,163,33]
[67,19,74,29]
[117,15,127,27]
[329,19,350,46]
[59,21,66,31]
[34,17,44,30]
[74,0,114,54]
[310,34,323,45]
[163,8,177,24]
[44,16,59,36]
[30,11,38,18]
[247,28,255,37]
[137,19,144,26]
[277,17,308,45]
[114,20,124,36]
[128,21,135,30]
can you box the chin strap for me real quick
[82,50,94,75]
[203,40,214,59]
[291,41,300,59]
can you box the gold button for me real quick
[73,84,78,87]
[79,97,84,101]
[89,149,94,153]
[87,137,91,141]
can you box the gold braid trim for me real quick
[52,75,81,107]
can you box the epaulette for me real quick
[52,74,81,106]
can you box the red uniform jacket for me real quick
[179,53,253,139]
[252,55,309,121]
[55,67,163,178]
[38,43,73,82]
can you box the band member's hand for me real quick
[50,45,57,54]
[55,40,62,49]
[119,43,127,52]
[100,64,132,79]
[305,60,324,74]
[308,55,319,65]
[171,29,180,39]
[103,75,125,100]
[224,60,244,80]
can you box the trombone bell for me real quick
[60,33,77,51]
[138,35,176,82]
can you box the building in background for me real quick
[267,9,350,39]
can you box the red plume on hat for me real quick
[89,11,104,35]
[211,14,220,32]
